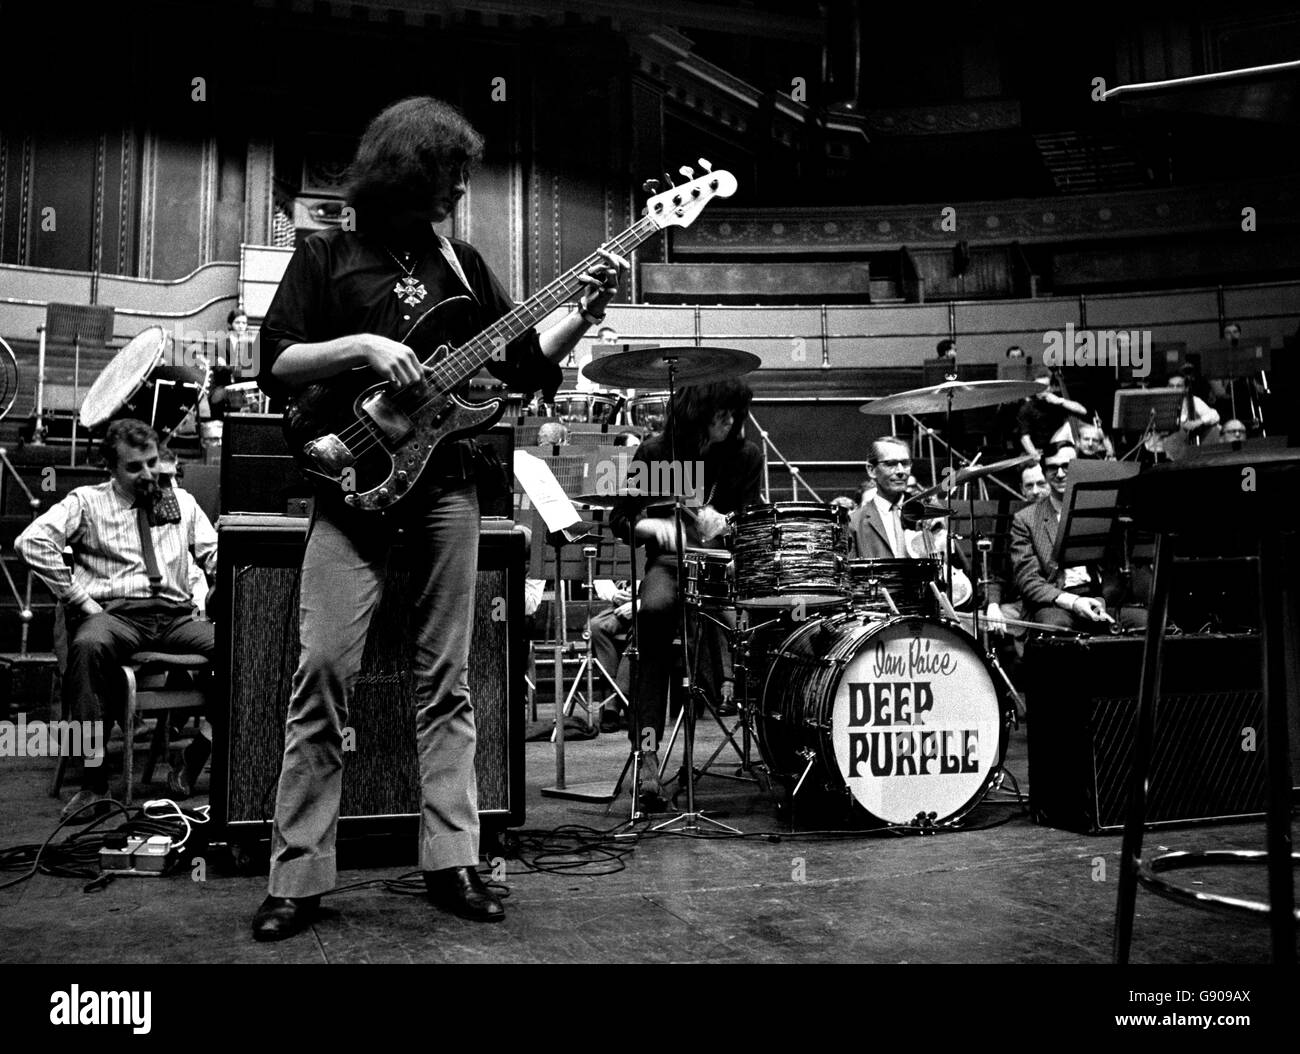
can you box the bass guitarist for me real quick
[251,96,626,940]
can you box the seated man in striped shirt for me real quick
[16,418,218,821]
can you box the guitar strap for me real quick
[434,233,478,304]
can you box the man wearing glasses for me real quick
[1009,442,1146,633]
[848,437,915,560]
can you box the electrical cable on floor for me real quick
[0,799,211,892]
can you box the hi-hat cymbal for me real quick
[582,346,761,388]
[861,379,1043,416]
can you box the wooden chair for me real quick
[49,606,209,804]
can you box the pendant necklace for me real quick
[387,249,428,307]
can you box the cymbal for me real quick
[860,379,1043,416]
[582,346,761,388]
[902,453,1037,506]
[953,453,1037,485]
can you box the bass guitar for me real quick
[285,163,737,512]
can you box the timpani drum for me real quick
[551,390,621,424]
[79,326,210,439]
[757,613,1008,826]
[731,501,849,609]
[627,392,670,433]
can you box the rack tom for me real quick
[731,501,849,609]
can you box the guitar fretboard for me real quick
[424,215,660,392]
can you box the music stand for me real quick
[997,360,1035,382]
[1112,388,1182,459]
[34,303,114,456]
[1051,459,1143,619]
[1200,341,1272,427]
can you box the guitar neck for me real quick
[437,215,659,388]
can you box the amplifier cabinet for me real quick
[1025,634,1268,833]
[211,515,526,842]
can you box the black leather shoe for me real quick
[424,866,505,922]
[251,895,320,942]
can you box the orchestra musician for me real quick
[1008,441,1147,634]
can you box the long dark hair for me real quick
[346,96,484,230]
[668,380,753,453]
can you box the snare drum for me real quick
[846,558,941,617]
[80,326,210,439]
[223,381,271,414]
[758,613,1008,826]
[684,548,735,609]
[732,501,849,609]
[551,390,621,424]
[627,392,669,433]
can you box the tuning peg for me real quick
[678,165,695,180]
[662,172,676,187]
[642,179,661,194]
[698,158,713,173]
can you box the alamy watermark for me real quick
[0,713,104,766]
[1042,324,1150,377]
[156,322,259,375]
[589,458,705,504]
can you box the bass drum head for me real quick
[760,614,1005,827]
[830,617,1004,825]
[80,327,167,428]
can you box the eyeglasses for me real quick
[1046,463,1071,475]
[872,459,913,470]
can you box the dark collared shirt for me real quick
[257,226,561,407]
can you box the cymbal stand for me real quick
[654,355,740,835]
[607,514,652,827]
[659,604,755,785]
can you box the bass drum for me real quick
[758,613,1008,826]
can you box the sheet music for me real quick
[513,450,582,534]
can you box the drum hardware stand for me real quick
[661,607,757,786]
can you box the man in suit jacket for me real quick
[1009,442,1146,633]
[848,436,913,559]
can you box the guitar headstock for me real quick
[644,159,737,231]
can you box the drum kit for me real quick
[570,344,1042,834]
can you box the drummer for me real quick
[609,380,762,808]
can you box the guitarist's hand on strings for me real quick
[360,334,427,388]
[576,248,630,318]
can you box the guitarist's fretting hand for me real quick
[576,248,629,316]
[359,333,428,388]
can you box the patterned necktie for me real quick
[134,501,164,594]
[891,504,906,558]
